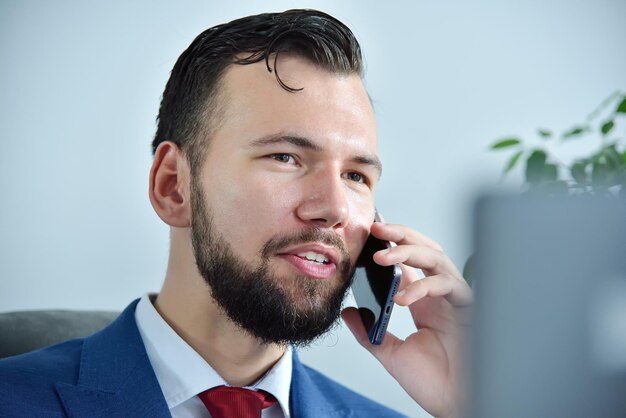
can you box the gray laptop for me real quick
[470,194,626,418]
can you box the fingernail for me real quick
[395,289,405,297]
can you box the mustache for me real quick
[260,227,352,276]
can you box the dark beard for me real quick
[190,180,354,347]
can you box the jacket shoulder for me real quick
[0,338,84,417]
[298,363,407,417]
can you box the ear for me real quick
[149,141,192,228]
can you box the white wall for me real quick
[1,1,625,416]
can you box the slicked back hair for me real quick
[152,9,364,174]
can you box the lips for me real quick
[278,244,341,279]
[296,251,330,264]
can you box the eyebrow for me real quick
[249,134,323,152]
[248,133,383,178]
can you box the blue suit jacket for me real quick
[0,300,406,417]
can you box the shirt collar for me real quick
[134,293,292,417]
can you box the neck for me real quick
[154,228,286,387]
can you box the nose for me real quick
[296,170,350,229]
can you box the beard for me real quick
[190,180,354,347]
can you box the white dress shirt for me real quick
[134,294,292,418]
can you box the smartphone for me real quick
[350,212,402,345]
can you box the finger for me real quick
[341,306,403,362]
[394,274,473,307]
[398,263,421,292]
[341,307,371,347]
[371,222,443,252]
[374,244,462,279]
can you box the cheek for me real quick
[205,164,374,259]
[207,173,303,250]
[344,194,375,257]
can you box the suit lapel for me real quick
[55,300,170,418]
[289,351,353,418]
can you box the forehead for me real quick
[212,55,378,155]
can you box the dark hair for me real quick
[152,9,364,173]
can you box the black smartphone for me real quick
[351,212,402,345]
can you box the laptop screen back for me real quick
[471,195,626,418]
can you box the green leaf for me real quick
[525,150,547,184]
[601,120,615,136]
[592,161,610,185]
[603,145,621,169]
[562,125,589,140]
[591,153,601,164]
[543,164,558,182]
[571,162,587,184]
[586,91,621,121]
[537,129,552,139]
[504,150,524,174]
[491,138,521,150]
[616,96,626,113]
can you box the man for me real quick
[0,9,471,418]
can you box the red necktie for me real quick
[198,385,277,418]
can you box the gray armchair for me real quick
[0,310,119,359]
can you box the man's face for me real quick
[190,55,379,345]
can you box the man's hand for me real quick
[342,222,472,418]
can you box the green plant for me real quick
[490,91,626,197]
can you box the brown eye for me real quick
[270,154,296,164]
[346,172,365,184]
